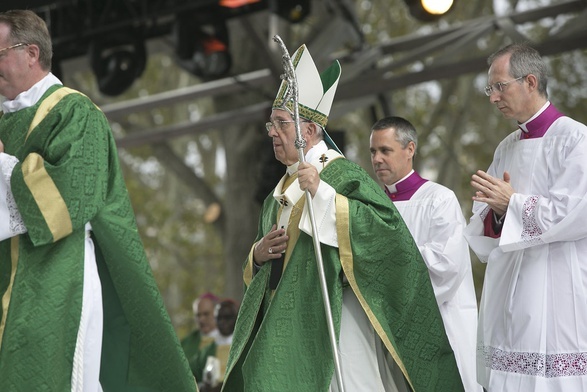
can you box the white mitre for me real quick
[272,44,342,153]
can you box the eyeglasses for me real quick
[484,75,526,96]
[0,43,29,58]
[265,120,309,132]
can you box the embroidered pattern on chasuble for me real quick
[334,192,412,388]
[0,87,87,390]
[0,86,197,391]
[324,161,464,392]
[225,152,344,391]
[0,237,19,348]
[0,98,53,349]
[0,88,87,348]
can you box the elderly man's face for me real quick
[486,54,533,123]
[0,24,34,100]
[195,298,217,334]
[267,109,311,166]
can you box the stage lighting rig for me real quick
[90,32,147,96]
[174,12,232,80]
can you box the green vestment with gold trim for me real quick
[222,155,464,392]
[0,85,197,391]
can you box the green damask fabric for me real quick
[0,85,197,391]
[222,157,463,392]
[182,329,204,366]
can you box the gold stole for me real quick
[274,174,304,292]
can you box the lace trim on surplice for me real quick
[1,154,26,235]
[479,205,491,222]
[521,195,543,246]
[481,345,587,378]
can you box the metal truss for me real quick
[96,0,587,148]
[0,0,267,62]
[4,1,587,148]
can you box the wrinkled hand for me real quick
[298,162,320,197]
[253,224,288,266]
[471,170,514,216]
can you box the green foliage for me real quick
[122,155,225,336]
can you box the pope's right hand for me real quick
[253,224,288,266]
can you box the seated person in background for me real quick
[181,292,220,364]
[196,299,240,392]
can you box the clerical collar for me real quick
[215,333,233,346]
[2,73,63,113]
[286,140,328,176]
[518,101,563,139]
[384,170,428,202]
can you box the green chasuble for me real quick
[0,85,197,391]
[222,154,464,392]
[182,329,204,365]
[182,329,217,379]
[180,329,202,381]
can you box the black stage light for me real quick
[90,32,147,96]
[175,16,231,80]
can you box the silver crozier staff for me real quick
[272,34,345,392]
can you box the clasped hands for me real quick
[471,170,514,217]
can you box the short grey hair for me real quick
[371,116,418,152]
[488,43,548,98]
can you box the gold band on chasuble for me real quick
[335,193,414,390]
[244,246,255,287]
[26,87,80,142]
[22,153,73,242]
[22,86,79,242]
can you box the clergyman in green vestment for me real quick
[0,9,197,391]
[221,44,464,392]
[181,292,221,378]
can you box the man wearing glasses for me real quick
[222,43,463,392]
[465,43,587,391]
[0,9,197,391]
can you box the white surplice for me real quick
[0,153,26,240]
[392,180,481,392]
[465,115,587,391]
